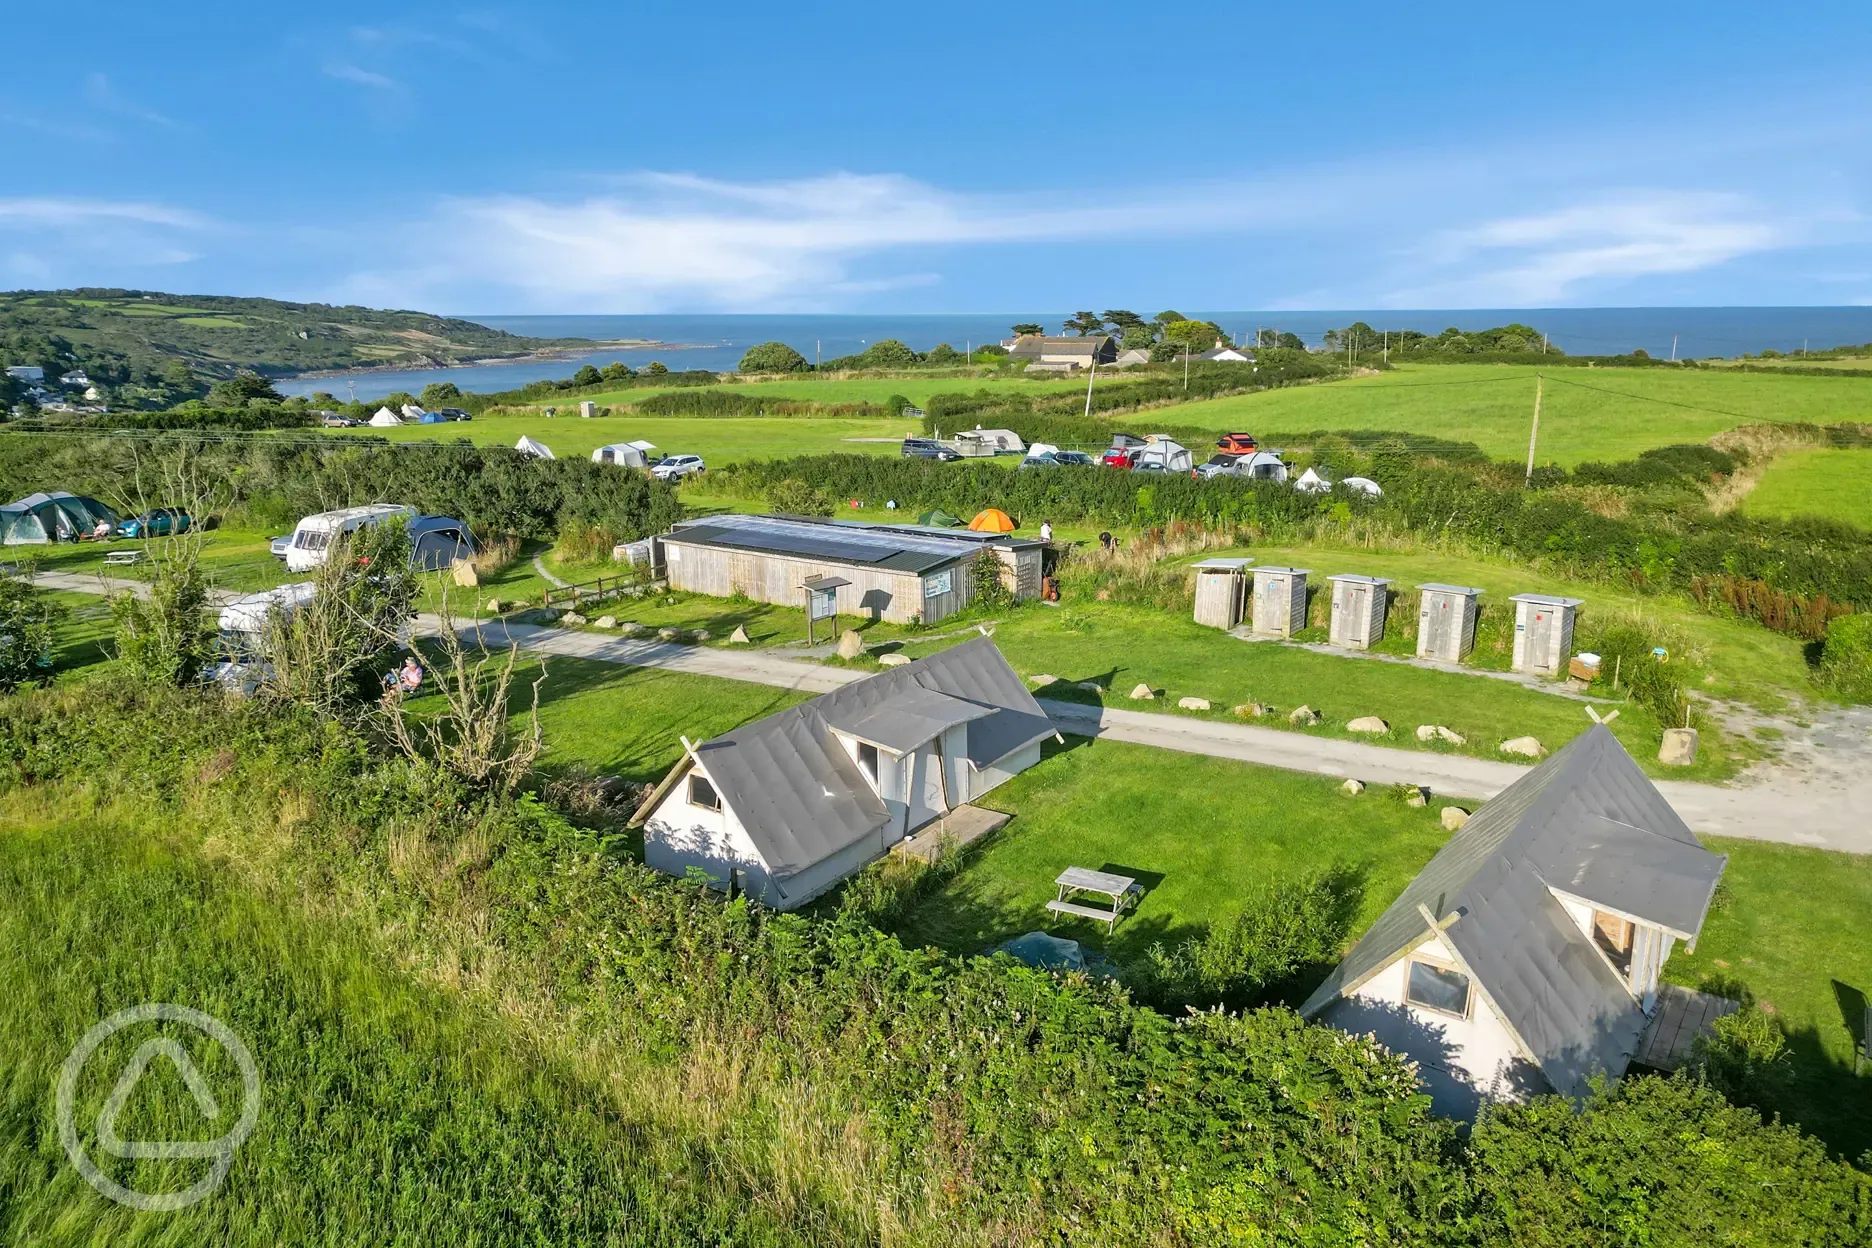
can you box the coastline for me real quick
[282,339,696,383]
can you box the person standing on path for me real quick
[1039,520,1053,543]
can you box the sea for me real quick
[275,308,1872,402]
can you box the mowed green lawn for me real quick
[1165,364,1872,464]
[582,371,1091,409]
[1741,448,1872,526]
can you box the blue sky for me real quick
[4,1,1871,314]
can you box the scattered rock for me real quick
[452,561,479,588]
[1177,696,1211,711]
[1441,806,1470,831]
[1030,673,1058,686]
[656,626,682,642]
[878,653,911,667]
[1414,724,1439,742]
[1346,716,1389,735]
[1437,726,1466,745]
[1340,778,1366,796]
[618,622,646,637]
[1403,786,1429,808]
[1233,702,1269,719]
[1077,681,1104,692]
[690,629,710,643]
[526,608,560,625]
[1128,683,1155,700]
[595,615,617,629]
[728,625,751,644]
[1499,736,1547,759]
[1287,705,1322,725]
[1658,727,1699,767]
[836,629,866,660]
[563,611,588,626]
[483,598,503,614]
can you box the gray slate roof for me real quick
[690,638,1055,880]
[667,513,982,575]
[1301,724,1726,1100]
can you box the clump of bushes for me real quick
[0,573,64,692]
[1817,612,1872,703]
[765,477,833,518]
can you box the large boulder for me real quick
[1499,736,1547,759]
[1441,806,1471,831]
[1128,683,1155,700]
[728,625,751,644]
[690,628,710,643]
[1415,724,1466,745]
[1233,702,1269,719]
[1658,727,1699,766]
[836,629,865,660]
[1288,705,1322,725]
[1340,778,1366,796]
[878,653,911,667]
[452,561,479,588]
[1346,716,1389,735]
[1030,673,1058,686]
[595,615,617,629]
[1178,696,1211,711]
[1403,785,1429,808]
[563,611,588,626]
[656,626,682,642]
[483,598,503,615]
[618,622,646,637]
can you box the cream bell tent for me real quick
[369,407,403,427]
[515,436,556,460]
[593,440,657,468]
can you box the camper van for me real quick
[208,582,319,694]
[284,506,476,573]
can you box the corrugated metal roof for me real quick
[668,513,981,575]
[1418,583,1483,595]
[822,688,993,754]
[1510,593,1586,607]
[690,638,1055,882]
[1301,724,1726,1100]
[1328,574,1391,585]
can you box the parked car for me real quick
[1215,432,1259,454]
[117,507,191,538]
[651,454,706,481]
[1195,454,1241,480]
[269,534,292,560]
[901,437,960,461]
[1100,446,1140,469]
[1053,450,1095,466]
[1018,453,1060,470]
[433,408,473,422]
[320,413,360,428]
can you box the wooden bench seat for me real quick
[1046,898,1124,929]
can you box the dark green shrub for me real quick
[1818,612,1872,703]
[0,575,63,691]
[765,477,832,518]
[737,341,809,373]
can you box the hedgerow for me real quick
[4,678,1866,1243]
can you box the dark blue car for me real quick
[118,507,191,538]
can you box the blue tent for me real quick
[994,931,1086,971]
[417,411,449,424]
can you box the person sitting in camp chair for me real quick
[381,655,424,697]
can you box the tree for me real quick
[261,521,419,714]
[599,361,634,382]
[109,456,217,686]
[419,381,464,408]
[858,339,918,368]
[1153,310,1185,327]
[1062,311,1104,336]
[207,371,283,406]
[1010,323,1044,337]
[1277,331,1305,351]
[738,341,810,373]
[1101,309,1145,332]
[0,572,64,692]
[572,364,603,387]
[643,361,669,376]
[1162,319,1222,349]
[1121,325,1156,351]
[925,343,961,365]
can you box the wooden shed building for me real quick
[1251,566,1310,638]
[1191,557,1253,629]
[1416,584,1483,662]
[660,513,1043,625]
[1510,593,1585,675]
[1328,574,1391,649]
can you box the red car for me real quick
[1215,432,1258,454]
[1101,446,1139,468]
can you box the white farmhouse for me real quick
[1302,724,1727,1119]
[631,638,1056,910]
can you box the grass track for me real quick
[1740,448,1872,526]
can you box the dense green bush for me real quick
[765,477,833,517]
[0,575,62,692]
[635,390,886,418]
[1817,613,1872,703]
[1571,443,1739,488]
[737,341,809,373]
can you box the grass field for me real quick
[334,414,914,465]
[1164,364,1872,464]
[581,371,1091,409]
[1740,448,1872,526]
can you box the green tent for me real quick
[1,491,119,544]
[916,509,964,528]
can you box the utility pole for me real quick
[1083,353,1098,418]
[1184,342,1190,391]
[815,340,821,368]
[1542,333,1549,355]
[966,339,970,364]
[1525,373,1544,484]
[1670,334,1678,362]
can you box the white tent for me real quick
[1339,476,1384,497]
[400,404,427,421]
[1234,451,1290,483]
[1022,442,1061,462]
[1294,467,1332,494]
[592,439,657,468]
[1134,436,1193,472]
[369,407,402,427]
[515,436,555,459]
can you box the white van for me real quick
[284,505,416,572]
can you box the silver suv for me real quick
[651,454,705,481]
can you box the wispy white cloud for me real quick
[0,197,207,229]
[83,73,177,128]
[0,197,209,286]
[0,110,116,144]
[324,62,399,90]
[1390,192,1800,305]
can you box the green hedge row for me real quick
[1,679,1865,1244]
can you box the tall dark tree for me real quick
[1010,322,1044,336]
[1101,309,1145,332]
[1062,311,1104,336]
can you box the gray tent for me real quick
[408,515,477,570]
[1,491,120,544]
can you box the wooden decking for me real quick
[892,805,1010,864]
[1635,983,1741,1071]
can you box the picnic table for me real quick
[103,549,147,567]
[1046,866,1141,932]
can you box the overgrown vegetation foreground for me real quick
[0,679,1866,1245]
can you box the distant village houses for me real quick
[1005,334,1119,372]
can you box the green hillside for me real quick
[0,288,594,406]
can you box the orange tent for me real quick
[967,508,1016,533]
